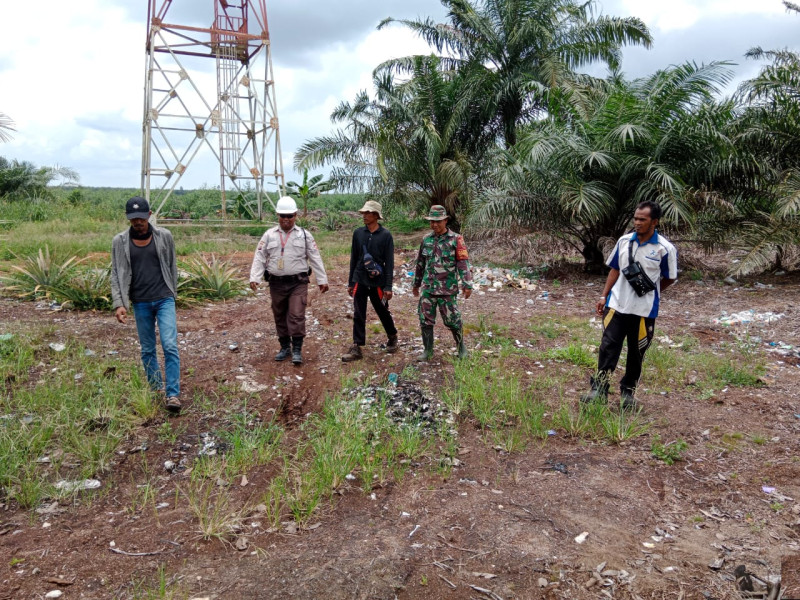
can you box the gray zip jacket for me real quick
[111,226,178,310]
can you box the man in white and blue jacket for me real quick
[581,201,678,410]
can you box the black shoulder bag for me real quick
[621,238,657,297]
[362,243,383,279]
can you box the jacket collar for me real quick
[631,230,659,245]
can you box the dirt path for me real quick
[1,251,799,599]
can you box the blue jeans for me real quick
[132,297,180,397]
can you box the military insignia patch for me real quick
[456,236,469,260]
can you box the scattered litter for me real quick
[45,591,63,599]
[228,343,239,352]
[762,486,776,494]
[574,531,589,544]
[55,479,101,492]
[35,501,63,515]
[711,310,784,326]
[128,442,148,454]
[198,432,229,457]
[547,430,557,436]
[49,343,66,352]
[542,461,568,474]
[709,557,725,570]
[471,266,540,291]
[84,349,96,357]
[387,372,398,384]
[164,460,176,472]
[409,524,420,538]
[0,333,13,342]
[349,380,456,434]
[240,380,268,393]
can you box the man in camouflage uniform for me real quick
[412,205,473,360]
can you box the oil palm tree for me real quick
[728,43,800,274]
[0,112,15,143]
[295,56,478,226]
[469,61,737,269]
[377,0,652,147]
[0,157,79,200]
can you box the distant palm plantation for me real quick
[295,0,800,274]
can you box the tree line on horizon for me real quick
[294,0,800,275]
[2,0,799,275]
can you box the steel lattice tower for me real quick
[142,0,284,219]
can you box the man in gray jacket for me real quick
[111,197,181,413]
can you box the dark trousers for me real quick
[269,278,308,338]
[591,308,655,393]
[352,283,397,346]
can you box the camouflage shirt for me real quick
[413,229,472,296]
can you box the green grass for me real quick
[645,344,765,392]
[650,435,688,465]
[542,343,597,368]
[0,328,157,508]
[130,563,186,600]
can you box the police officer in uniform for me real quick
[412,205,473,360]
[249,197,329,365]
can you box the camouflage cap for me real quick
[424,205,448,221]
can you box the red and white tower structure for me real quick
[142,0,284,219]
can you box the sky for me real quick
[0,0,796,191]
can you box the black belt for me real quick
[269,273,306,282]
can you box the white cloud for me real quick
[612,0,786,31]
[1,0,797,190]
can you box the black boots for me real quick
[275,337,291,362]
[450,327,468,359]
[291,336,303,365]
[341,344,363,362]
[581,374,609,404]
[419,326,434,361]
[620,388,639,411]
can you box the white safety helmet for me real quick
[275,196,298,214]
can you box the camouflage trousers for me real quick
[418,294,461,330]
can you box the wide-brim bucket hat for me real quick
[358,200,383,220]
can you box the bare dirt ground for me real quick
[2,241,800,600]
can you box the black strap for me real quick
[628,237,637,265]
